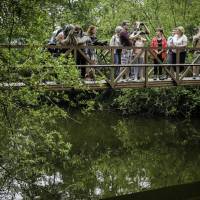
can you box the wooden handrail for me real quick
[1,44,200,90]
[0,44,200,51]
[77,64,200,68]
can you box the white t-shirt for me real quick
[172,34,187,52]
[110,34,121,46]
[110,34,121,54]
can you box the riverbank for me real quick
[65,86,200,118]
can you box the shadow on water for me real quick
[101,181,200,200]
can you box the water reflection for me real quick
[59,112,200,199]
[1,112,200,199]
[36,172,63,187]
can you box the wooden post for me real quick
[74,47,77,64]
[176,48,180,83]
[145,49,148,88]
[110,48,115,87]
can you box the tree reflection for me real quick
[58,116,200,199]
[1,112,200,199]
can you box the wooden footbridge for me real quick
[0,44,200,91]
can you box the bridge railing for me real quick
[0,44,200,89]
[62,45,200,88]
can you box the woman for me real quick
[110,26,123,77]
[129,32,146,80]
[150,28,167,80]
[171,26,188,73]
[167,29,176,64]
[86,25,107,63]
[85,25,106,79]
[166,28,177,78]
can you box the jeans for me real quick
[172,51,186,72]
[114,53,121,77]
[130,57,144,78]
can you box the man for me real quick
[119,20,132,81]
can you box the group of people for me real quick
[48,21,200,81]
[110,21,200,81]
[110,21,150,81]
[48,24,107,78]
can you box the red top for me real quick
[150,37,167,60]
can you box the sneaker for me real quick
[159,75,165,80]
[153,75,157,80]
[140,77,145,81]
[195,74,200,80]
[163,74,168,79]
[125,77,130,82]
[129,76,135,81]
[131,74,135,79]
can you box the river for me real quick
[2,111,200,200]
[58,111,200,199]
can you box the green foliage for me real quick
[0,0,200,199]
[0,44,85,199]
[113,87,200,117]
[1,0,199,44]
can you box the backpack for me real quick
[48,28,63,45]
[47,28,63,56]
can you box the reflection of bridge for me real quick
[1,45,200,90]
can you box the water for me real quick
[2,111,200,199]
[59,111,200,199]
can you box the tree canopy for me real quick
[1,0,200,43]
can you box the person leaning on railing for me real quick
[55,24,76,55]
[192,27,200,79]
[171,26,188,73]
[74,25,90,78]
[85,25,107,80]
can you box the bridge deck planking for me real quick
[1,77,200,91]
